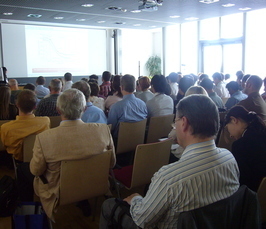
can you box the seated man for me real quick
[35,76,50,98]
[62,72,73,91]
[225,81,247,110]
[100,95,240,229]
[35,79,62,117]
[99,71,112,99]
[108,74,147,139]
[30,89,115,219]
[72,80,107,123]
[1,89,50,161]
[8,79,21,104]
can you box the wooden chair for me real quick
[145,114,175,143]
[49,116,61,128]
[113,139,173,197]
[116,119,147,155]
[23,134,37,162]
[258,177,266,224]
[58,150,112,219]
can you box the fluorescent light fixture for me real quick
[3,12,13,16]
[27,14,42,18]
[222,3,235,7]
[169,15,180,18]
[185,17,199,21]
[131,10,141,13]
[54,17,64,20]
[81,4,94,7]
[199,0,219,4]
[76,19,86,21]
[133,24,141,26]
[239,7,251,11]
[149,25,157,28]
[97,21,106,23]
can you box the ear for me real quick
[181,116,190,133]
[230,116,238,124]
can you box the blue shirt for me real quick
[81,102,107,124]
[107,94,147,137]
[35,85,50,98]
[225,91,248,110]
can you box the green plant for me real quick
[145,55,162,77]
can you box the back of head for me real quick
[179,76,194,94]
[36,76,45,85]
[139,76,151,91]
[151,75,167,94]
[199,73,209,82]
[247,75,263,92]
[236,70,244,78]
[23,83,36,91]
[102,71,112,82]
[88,82,99,97]
[168,72,178,83]
[185,86,208,97]
[212,72,223,81]
[72,80,91,101]
[177,95,219,138]
[50,79,62,92]
[8,79,18,88]
[121,74,135,93]
[226,81,239,92]
[200,78,214,91]
[89,74,99,81]
[57,88,86,120]
[112,75,122,97]
[64,72,72,81]
[225,74,230,81]
[17,89,37,113]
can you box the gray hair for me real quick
[185,86,208,97]
[50,79,62,92]
[176,95,219,138]
[57,88,86,120]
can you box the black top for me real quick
[232,128,266,191]
[0,104,18,120]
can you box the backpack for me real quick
[0,175,18,217]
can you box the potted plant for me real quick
[145,55,162,77]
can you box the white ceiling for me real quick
[0,0,265,29]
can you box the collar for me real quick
[181,140,216,158]
[60,119,83,126]
[122,94,134,100]
[16,114,35,120]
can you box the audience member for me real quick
[8,79,21,104]
[241,74,250,91]
[146,75,173,117]
[168,72,179,98]
[176,76,194,105]
[0,86,18,120]
[236,70,244,89]
[23,83,36,91]
[239,75,266,122]
[212,72,230,98]
[261,77,266,101]
[108,74,147,139]
[99,71,112,99]
[225,105,266,191]
[62,72,73,91]
[185,85,208,97]
[72,81,107,124]
[30,89,115,219]
[89,82,105,111]
[135,76,154,103]
[200,78,224,109]
[225,73,230,82]
[225,81,247,110]
[100,95,239,229]
[35,79,62,117]
[197,73,209,85]
[89,74,99,84]
[35,76,49,98]
[1,89,50,161]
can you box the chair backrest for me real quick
[59,150,112,206]
[130,138,173,189]
[146,114,175,144]
[258,177,266,223]
[23,134,37,162]
[49,116,61,128]
[0,120,10,151]
[116,119,147,154]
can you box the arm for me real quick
[107,105,119,133]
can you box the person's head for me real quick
[139,76,151,91]
[8,79,19,90]
[212,72,224,85]
[236,70,244,82]
[120,74,135,94]
[198,73,209,84]
[81,78,89,83]
[241,74,250,90]
[179,77,194,95]
[88,82,100,97]
[244,75,263,95]
[89,74,99,81]
[0,86,11,119]
[72,80,91,101]
[225,74,230,81]
[36,76,45,85]
[23,83,36,91]
[111,75,122,97]
[226,81,239,96]
[57,88,86,120]
[64,72,72,81]
[185,86,208,97]
[264,77,266,93]
[176,95,219,147]
[49,79,62,93]
[102,71,112,82]
[150,75,167,94]
[168,72,179,83]
[200,78,214,93]
[225,105,266,140]
[16,89,37,114]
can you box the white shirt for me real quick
[214,81,230,98]
[169,82,179,96]
[62,81,73,91]
[146,93,173,117]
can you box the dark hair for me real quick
[139,76,151,91]
[151,75,167,94]
[212,72,224,81]
[225,105,266,136]
[72,80,91,101]
[225,74,230,81]
[236,70,244,79]
[177,95,219,138]
[168,72,178,83]
[102,71,112,82]
[17,89,37,113]
[199,73,209,81]
[81,78,89,83]
[112,75,122,97]
[200,78,214,90]
[121,74,135,93]
[247,75,263,91]
[64,72,72,81]
[0,86,11,119]
[36,76,45,85]
[89,74,99,80]
[179,77,194,94]
[242,74,251,83]
[88,82,100,97]
[24,83,36,91]
[226,81,239,92]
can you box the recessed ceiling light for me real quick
[199,0,219,4]
[54,17,64,20]
[27,14,42,18]
[81,4,94,7]
[169,15,180,18]
[131,10,141,13]
[222,3,235,7]
[133,24,141,26]
[185,17,199,21]
[76,19,86,21]
[97,21,106,23]
[149,25,157,28]
[3,12,13,16]
[239,7,251,11]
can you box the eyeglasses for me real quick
[171,116,184,129]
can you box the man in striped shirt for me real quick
[100,95,240,229]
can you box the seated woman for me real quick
[225,105,266,191]
[88,82,105,111]
[136,76,154,103]
[0,86,18,120]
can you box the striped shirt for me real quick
[130,140,240,229]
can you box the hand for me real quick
[123,193,141,205]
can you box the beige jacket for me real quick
[30,120,115,219]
